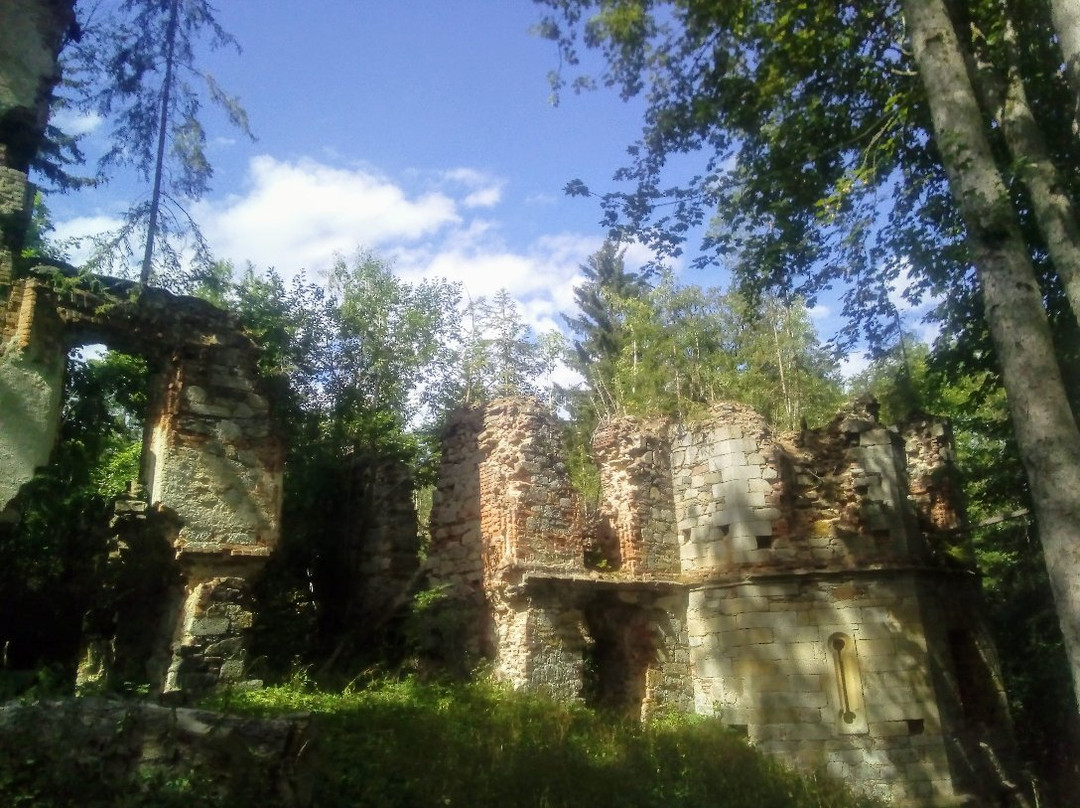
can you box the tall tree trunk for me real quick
[905,0,1080,710]
[967,7,1080,326]
[140,0,180,287]
[1049,0,1080,134]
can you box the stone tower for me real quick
[426,396,1022,805]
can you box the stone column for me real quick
[0,0,75,299]
[142,344,282,698]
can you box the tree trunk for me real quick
[140,0,180,287]
[1049,0,1080,134]
[905,0,1080,710]
[968,7,1080,326]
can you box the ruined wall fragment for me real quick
[0,272,283,698]
[593,417,678,575]
[347,455,421,623]
[0,279,64,517]
[669,403,783,574]
[0,0,75,291]
[901,414,965,539]
[431,395,1022,805]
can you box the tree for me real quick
[328,251,461,437]
[452,288,559,405]
[69,0,252,289]
[564,239,651,416]
[580,268,841,423]
[730,294,843,430]
[536,0,1080,708]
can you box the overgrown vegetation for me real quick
[199,676,879,808]
[0,350,147,683]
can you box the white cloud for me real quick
[392,231,598,335]
[192,154,602,338]
[54,154,610,346]
[51,214,125,265]
[463,186,502,208]
[438,166,504,208]
[50,109,103,137]
[199,155,461,273]
[839,350,871,381]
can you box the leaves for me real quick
[61,0,253,289]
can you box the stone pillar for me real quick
[0,279,65,519]
[426,398,583,673]
[142,342,282,698]
[593,416,678,575]
[0,0,75,299]
[476,398,581,572]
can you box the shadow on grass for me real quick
[210,677,881,808]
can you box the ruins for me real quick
[0,270,283,694]
[0,4,1025,802]
[426,396,1022,805]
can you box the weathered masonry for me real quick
[427,397,1023,806]
[0,271,283,696]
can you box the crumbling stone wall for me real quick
[0,278,65,518]
[669,403,784,573]
[901,414,965,537]
[0,0,75,291]
[348,456,421,623]
[0,271,282,698]
[593,417,678,575]
[428,395,1021,806]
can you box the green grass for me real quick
[205,675,879,808]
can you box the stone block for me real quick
[190,617,229,636]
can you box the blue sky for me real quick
[50,1,668,334]
[48,1,928,374]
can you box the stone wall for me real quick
[427,395,1022,806]
[687,575,956,804]
[0,271,283,698]
[0,0,75,291]
[0,698,313,807]
[593,417,678,574]
[348,455,421,623]
[0,279,65,519]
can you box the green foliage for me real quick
[64,0,253,289]
[454,288,561,406]
[0,350,147,675]
[0,704,264,808]
[580,270,841,425]
[402,585,476,675]
[205,677,879,808]
[218,254,467,674]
